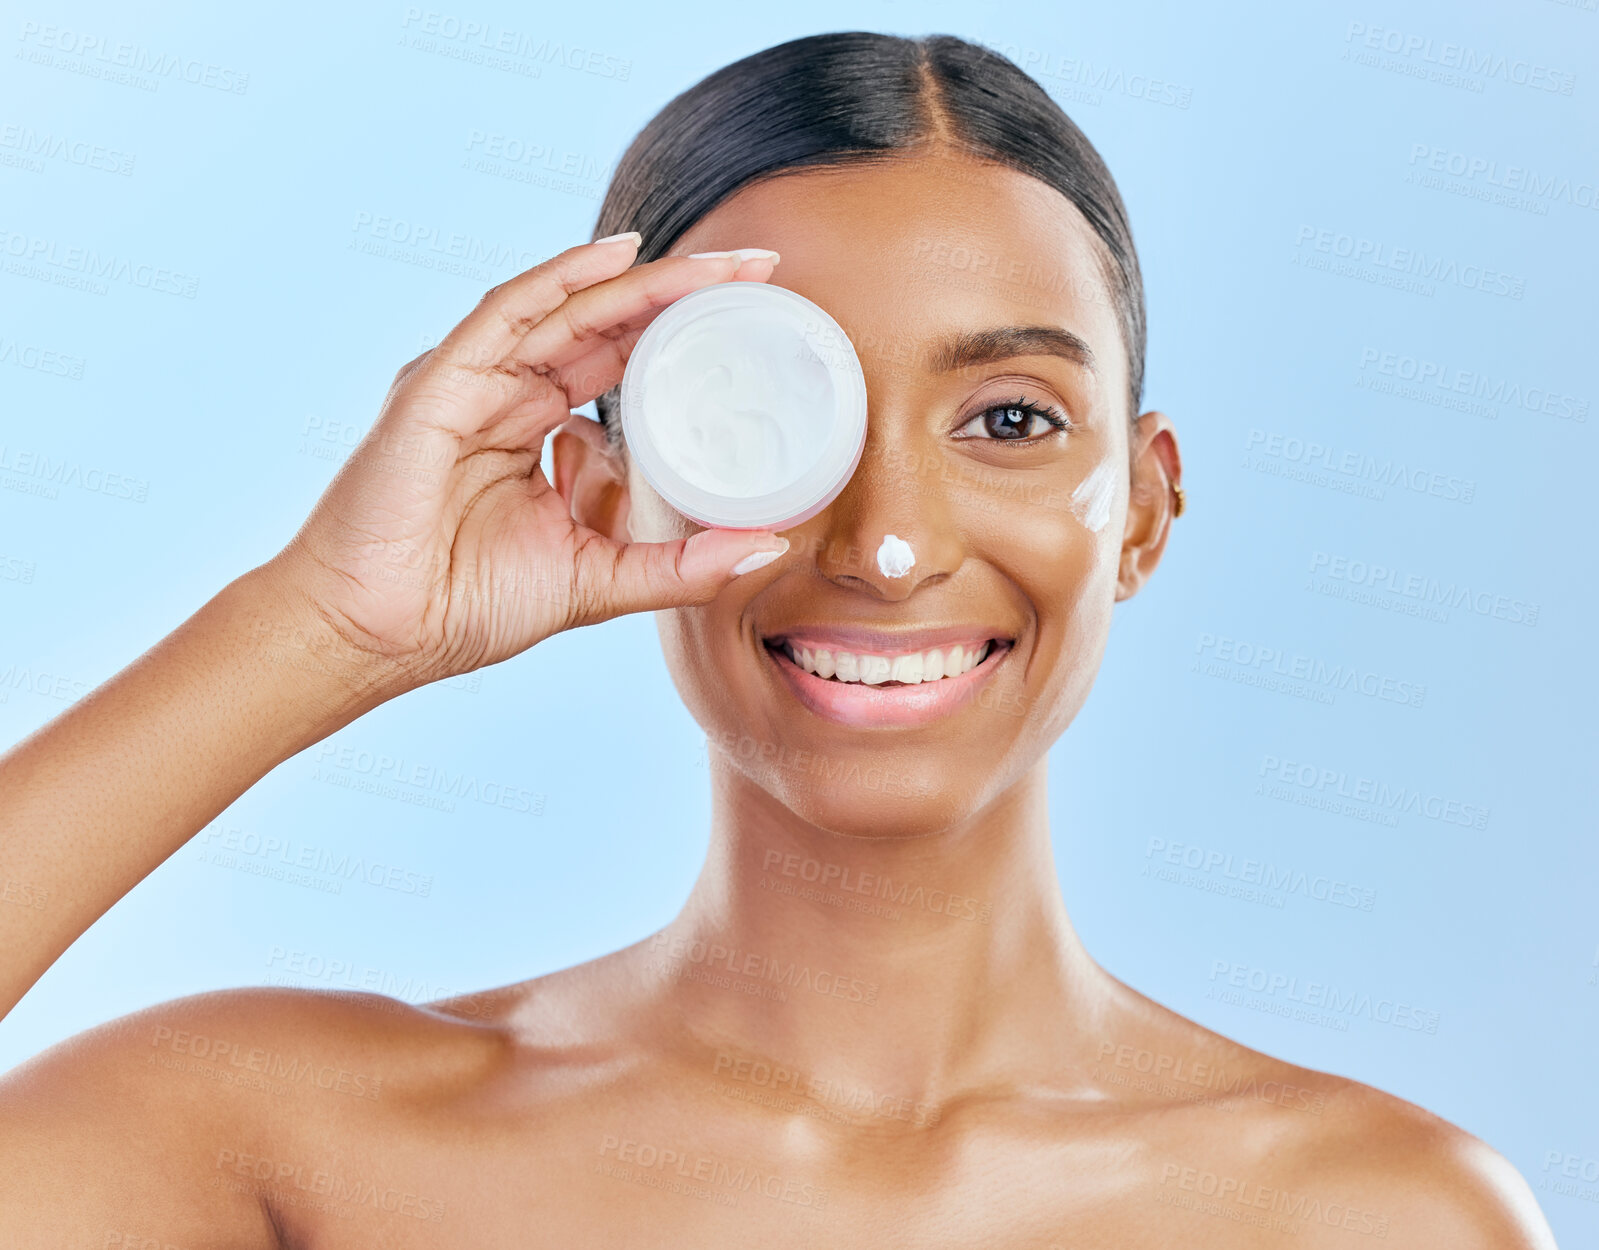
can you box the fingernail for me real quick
[730,538,789,577]
[595,231,641,246]
[689,248,780,263]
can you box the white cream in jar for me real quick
[619,282,868,531]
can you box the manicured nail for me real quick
[594,231,641,246]
[689,248,780,263]
[730,538,789,577]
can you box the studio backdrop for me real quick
[0,1,1594,1243]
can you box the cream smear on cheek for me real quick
[1069,459,1117,533]
[644,312,837,500]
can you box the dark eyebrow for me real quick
[928,325,1097,376]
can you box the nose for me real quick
[802,430,964,602]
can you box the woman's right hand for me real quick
[262,235,790,697]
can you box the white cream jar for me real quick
[619,282,868,530]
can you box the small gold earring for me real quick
[1171,482,1186,518]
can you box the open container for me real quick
[618,281,868,531]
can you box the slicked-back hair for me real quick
[590,31,1145,447]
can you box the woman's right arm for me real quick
[0,560,403,1021]
[0,234,790,1022]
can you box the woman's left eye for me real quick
[955,396,1073,444]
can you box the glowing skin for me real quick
[876,533,916,578]
[0,145,1546,1250]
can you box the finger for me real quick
[503,250,779,381]
[540,265,783,412]
[405,250,778,448]
[445,257,782,456]
[569,527,791,628]
[390,237,647,443]
[434,234,643,373]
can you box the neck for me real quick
[644,752,1114,1110]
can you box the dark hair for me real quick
[591,31,1145,445]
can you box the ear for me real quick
[1115,409,1182,601]
[550,414,634,544]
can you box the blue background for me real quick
[1,0,1594,1239]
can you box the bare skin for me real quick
[0,146,1556,1247]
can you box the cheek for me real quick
[639,480,742,730]
[969,459,1121,600]
[655,601,731,735]
[981,485,1120,719]
[625,458,695,543]
[1014,503,1117,626]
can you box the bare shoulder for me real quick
[0,980,518,1111]
[1149,1023,1553,1246]
[0,983,513,1244]
[1100,983,1556,1247]
[1276,1075,1558,1248]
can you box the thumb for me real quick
[579,529,791,622]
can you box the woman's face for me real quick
[605,149,1175,838]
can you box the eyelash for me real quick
[956,394,1075,445]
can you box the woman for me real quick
[0,31,1555,1246]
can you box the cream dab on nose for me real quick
[877,534,916,578]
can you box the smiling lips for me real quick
[761,627,1015,727]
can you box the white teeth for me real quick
[778,639,1001,684]
[889,653,923,684]
[860,656,892,685]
